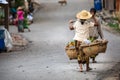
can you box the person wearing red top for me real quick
[17,6,24,32]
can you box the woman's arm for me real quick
[93,17,99,26]
[97,23,104,39]
[95,17,104,39]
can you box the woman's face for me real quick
[80,19,86,24]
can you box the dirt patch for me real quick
[11,33,31,51]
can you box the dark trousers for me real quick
[18,20,24,32]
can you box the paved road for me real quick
[0,0,120,80]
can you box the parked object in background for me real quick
[0,26,13,52]
[94,0,102,11]
[0,29,6,52]
[58,0,67,6]
[0,0,8,4]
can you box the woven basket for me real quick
[80,43,100,57]
[65,45,77,60]
[98,40,108,53]
[65,40,108,59]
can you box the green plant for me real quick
[108,22,120,32]
[115,11,120,22]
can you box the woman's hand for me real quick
[69,20,75,24]
[69,20,74,30]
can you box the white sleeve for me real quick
[89,22,95,27]
[73,21,80,28]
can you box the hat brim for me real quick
[76,10,92,19]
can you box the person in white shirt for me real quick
[69,10,98,72]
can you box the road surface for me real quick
[0,0,120,80]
